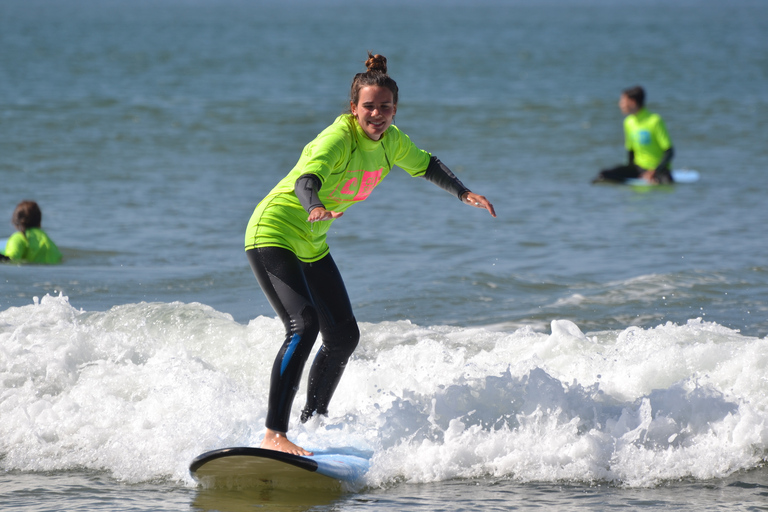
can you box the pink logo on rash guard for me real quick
[336,169,383,202]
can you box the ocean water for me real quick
[2,0,768,510]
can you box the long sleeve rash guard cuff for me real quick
[423,156,470,200]
[295,174,325,213]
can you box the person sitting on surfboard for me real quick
[592,85,675,184]
[244,52,496,456]
[1,200,62,264]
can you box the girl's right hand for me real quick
[308,207,344,222]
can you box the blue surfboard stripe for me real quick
[312,453,370,481]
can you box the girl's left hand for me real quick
[462,192,496,218]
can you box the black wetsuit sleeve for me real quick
[655,147,674,171]
[628,150,635,166]
[422,156,470,201]
[294,174,325,213]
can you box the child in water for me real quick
[592,85,675,184]
[1,200,62,264]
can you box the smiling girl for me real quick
[244,52,495,456]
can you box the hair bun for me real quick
[349,52,399,107]
[365,52,388,74]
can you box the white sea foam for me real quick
[1,294,766,488]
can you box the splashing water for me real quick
[1,294,766,489]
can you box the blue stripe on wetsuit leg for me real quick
[280,333,301,376]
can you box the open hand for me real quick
[308,207,344,222]
[462,192,496,218]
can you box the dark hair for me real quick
[349,52,399,107]
[623,85,645,108]
[12,200,42,232]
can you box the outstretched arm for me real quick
[423,156,496,217]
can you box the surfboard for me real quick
[189,447,370,491]
[626,169,700,187]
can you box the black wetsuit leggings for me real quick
[246,247,360,433]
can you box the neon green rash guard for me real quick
[3,228,63,264]
[245,114,432,262]
[624,108,673,171]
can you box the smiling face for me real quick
[350,85,397,141]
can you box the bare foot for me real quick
[260,429,313,456]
